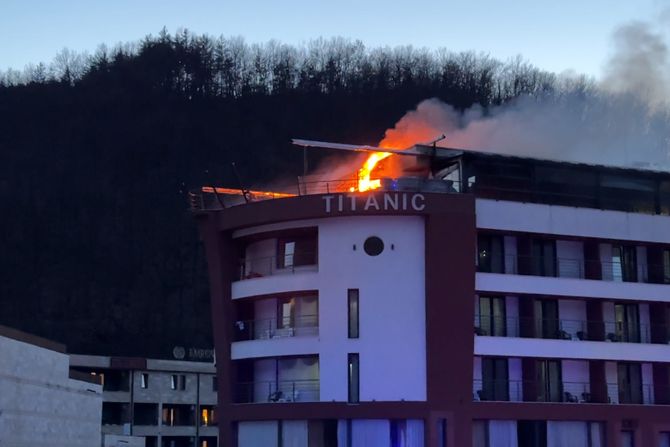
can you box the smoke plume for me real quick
[376,13,670,171]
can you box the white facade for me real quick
[232,215,427,402]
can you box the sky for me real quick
[0,0,664,78]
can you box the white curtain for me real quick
[337,420,348,447]
[547,421,588,447]
[237,421,278,447]
[589,422,605,447]
[489,420,518,447]
[282,420,308,447]
[352,419,391,447]
[401,420,424,447]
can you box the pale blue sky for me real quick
[0,0,664,77]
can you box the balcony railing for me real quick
[234,315,319,341]
[478,254,670,284]
[237,252,318,280]
[234,380,320,404]
[473,315,662,343]
[472,380,658,404]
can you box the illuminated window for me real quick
[348,353,359,403]
[140,373,149,389]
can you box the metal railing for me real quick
[472,380,658,404]
[234,315,319,341]
[473,315,660,343]
[237,252,318,280]
[477,254,670,284]
[234,380,320,404]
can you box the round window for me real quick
[363,236,384,256]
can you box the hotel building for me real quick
[192,146,670,447]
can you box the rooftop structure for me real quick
[193,140,670,447]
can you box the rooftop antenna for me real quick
[231,162,251,203]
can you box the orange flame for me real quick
[355,151,392,192]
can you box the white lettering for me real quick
[323,195,335,213]
[348,194,357,211]
[338,194,344,212]
[384,193,399,210]
[402,193,408,210]
[364,195,380,211]
[412,194,426,211]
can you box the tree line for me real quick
[0,30,587,358]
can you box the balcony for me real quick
[472,380,660,405]
[234,379,320,403]
[238,252,318,280]
[479,254,670,285]
[474,315,663,344]
[234,315,318,341]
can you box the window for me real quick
[276,233,317,269]
[348,353,359,403]
[621,430,635,447]
[133,403,158,426]
[534,299,559,339]
[663,249,670,284]
[531,239,556,277]
[536,359,562,402]
[612,245,637,282]
[348,289,359,339]
[212,376,218,392]
[478,296,506,336]
[477,234,504,273]
[200,406,216,426]
[162,404,195,426]
[140,373,149,389]
[618,363,643,404]
[517,420,547,447]
[277,297,295,329]
[171,374,186,391]
[481,357,509,401]
[615,303,640,343]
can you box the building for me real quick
[192,142,670,447]
[0,324,103,446]
[70,355,218,447]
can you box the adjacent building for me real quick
[0,325,103,446]
[193,145,670,447]
[70,355,218,447]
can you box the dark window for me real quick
[162,404,195,426]
[133,403,158,426]
[212,376,218,392]
[363,236,384,256]
[171,374,186,391]
[348,289,359,339]
[600,174,655,213]
[612,245,638,282]
[481,357,509,401]
[140,373,149,389]
[531,239,556,277]
[536,359,562,402]
[102,370,130,392]
[277,234,317,268]
[615,303,640,343]
[534,299,559,339]
[477,233,504,273]
[517,420,547,447]
[618,363,643,404]
[348,353,359,403]
[478,296,506,336]
[534,165,598,208]
[102,402,130,425]
[663,249,670,284]
[660,180,670,215]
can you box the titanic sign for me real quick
[323,193,426,213]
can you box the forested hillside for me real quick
[0,30,566,357]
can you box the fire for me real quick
[355,151,392,192]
